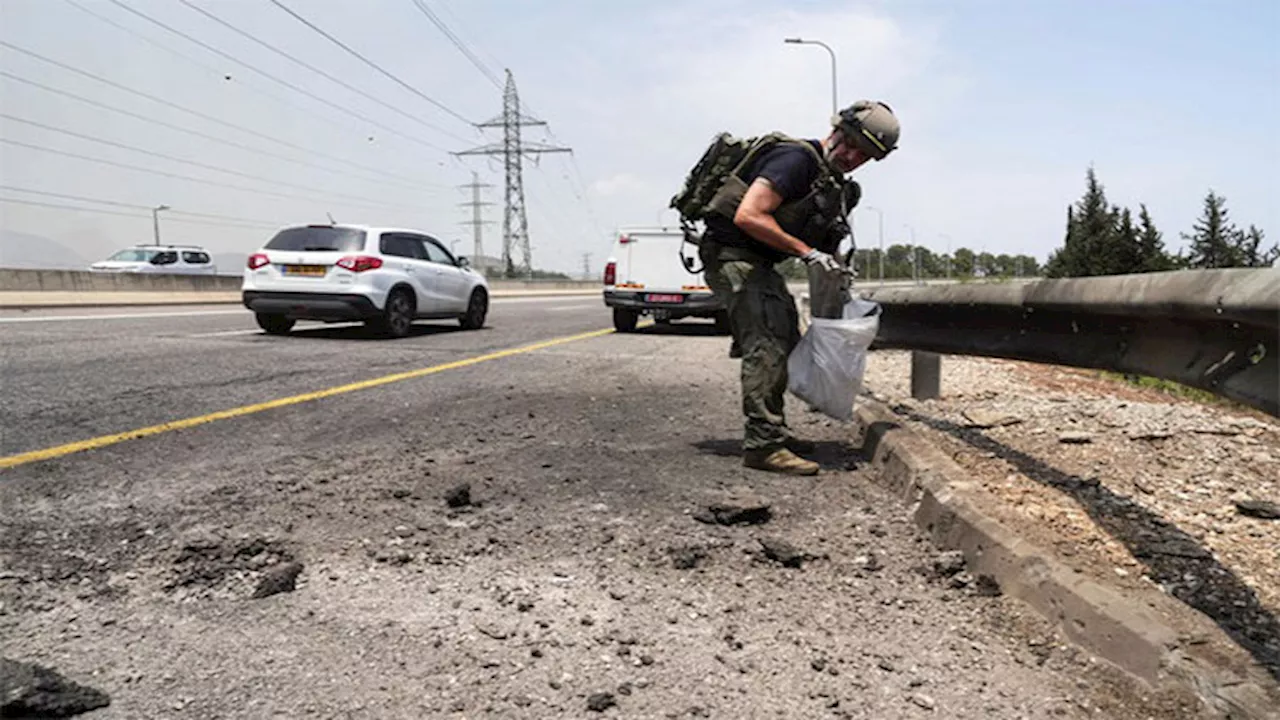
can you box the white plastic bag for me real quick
[786,298,880,421]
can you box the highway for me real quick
[0,300,1203,718]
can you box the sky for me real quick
[1,0,1276,275]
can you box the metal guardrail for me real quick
[855,269,1280,417]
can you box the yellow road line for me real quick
[0,327,617,470]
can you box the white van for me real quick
[602,226,727,333]
[89,244,218,275]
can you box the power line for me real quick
[0,41,437,186]
[431,0,509,81]
[267,0,477,129]
[174,0,472,145]
[1,138,426,213]
[0,197,278,230]
[0,186,282,227]
[407,0,502,90]
[0,71,440,193]
[57,0,393,150]
[1,113,423,210]
[100,0,453,154]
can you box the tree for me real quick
[952,248,975,277]
[1183,191,1240,269]
[1046,168,1118,277]
[1112,207,1144,274]
[1136,204,1174,272]
[975,252,997,277]
[1237,225,1279,267]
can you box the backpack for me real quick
[669,132,812,273]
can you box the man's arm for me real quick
[732,178,813,257]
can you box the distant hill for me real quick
[0,230,90,269]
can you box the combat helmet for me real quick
[832,100,900,161]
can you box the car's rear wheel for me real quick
[459,288,488,330]
[369,288,415,338]
[613,308,639,333]
[255,313,295,335]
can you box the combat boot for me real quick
[743,447,819,476]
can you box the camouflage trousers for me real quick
[701,242,802,451]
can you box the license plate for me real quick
[283,265,326,277]
[645,293,684,303]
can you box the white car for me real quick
[241,223,490,337]
[89,244,217,275]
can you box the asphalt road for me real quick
[0,302,1199,718]
[0,298,609,457]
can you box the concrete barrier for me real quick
[0,269,601,294]
[0,269,242,293]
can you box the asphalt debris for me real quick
[1236,499,1280,520]
[0,658,111,717]
[758,537,806,568]
[693,494,772,526]
[586,692,617,712]
[251,561,304,599]
[444,483,472,509]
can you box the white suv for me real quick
[90,244,217,275]
[241,224,490,337]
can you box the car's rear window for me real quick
[264,226,366,252]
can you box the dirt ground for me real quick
[861,350,1280,691]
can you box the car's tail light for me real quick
[603,261,616,286]
[336,255,383,272]
[247,253,269,269]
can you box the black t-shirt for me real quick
[705,139,823,263]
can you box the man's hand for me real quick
[802,249,843,274]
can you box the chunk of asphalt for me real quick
[0,657,111,717]
[758,537,806,568]
[1236,500,1280,520]
[586,692,617,712]
[693,495,772,526]
[444,483,472,509]
[251,561,304,599]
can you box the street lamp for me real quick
[864,206,885,284]
[152,204,170,245]
[903,224,919,285]
[939,233,953,279]
[784,37,837,115]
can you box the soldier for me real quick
[698,100,900,475]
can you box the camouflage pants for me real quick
[701,243,801,451]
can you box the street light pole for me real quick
[784,37,838,115]
[939,233,953,280]
[865,206,885,285]
[904,224,919,285]
[152,204,170,245]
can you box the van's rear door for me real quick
[619,230,700,294]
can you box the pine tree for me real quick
[1183,191,1240,268]
[1237,225,1278,267]
[1136,204,1174,272]
[1046,168,1118,277]
[1108,206,1144,274]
